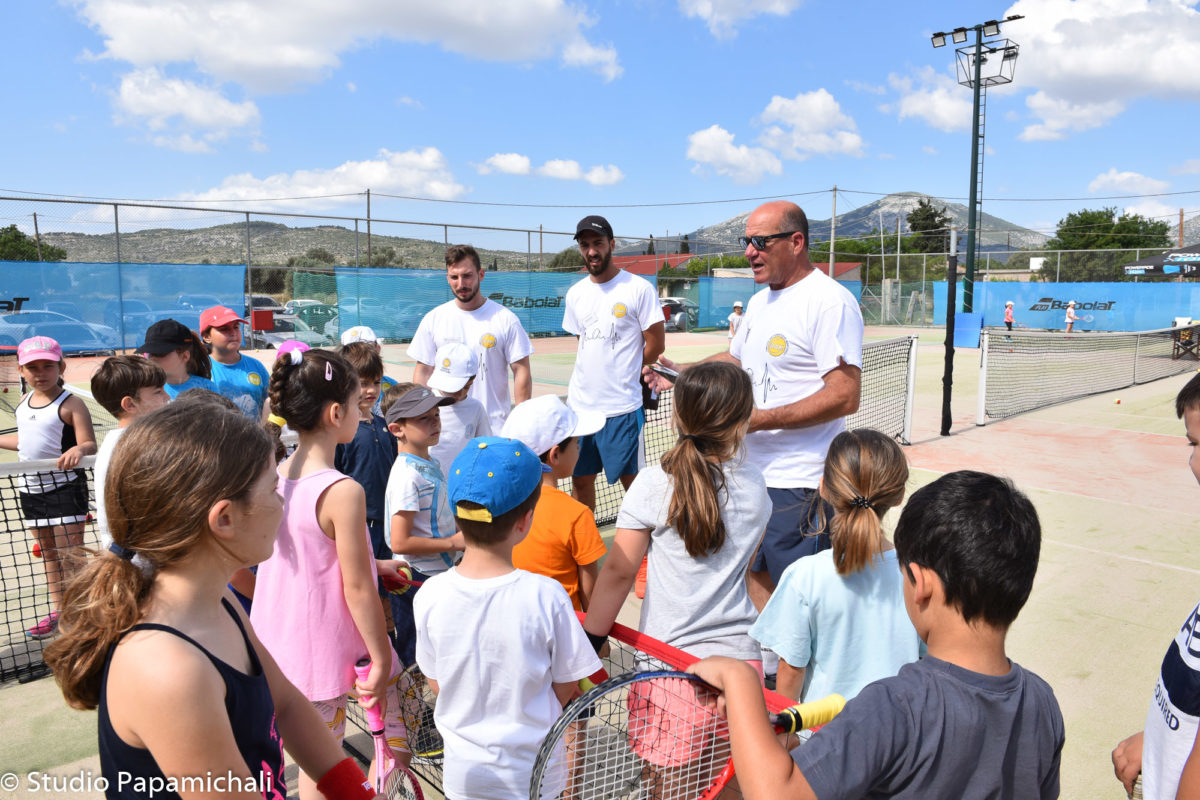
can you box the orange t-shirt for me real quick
[512,484,607,611]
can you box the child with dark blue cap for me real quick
[412,436,602,800]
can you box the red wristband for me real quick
[316,757,373,800]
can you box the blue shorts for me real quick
[573,408,644,485]
[750,487,831,586]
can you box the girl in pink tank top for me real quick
[250,349,409,799]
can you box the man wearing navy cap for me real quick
[562,215,665,510]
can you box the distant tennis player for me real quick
[1065,300,1080,332]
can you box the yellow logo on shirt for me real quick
[480,333,496,349]
[612,303,627,318]
[248,373,262,386]
[767,335,788,357]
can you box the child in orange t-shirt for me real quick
[502,395,608,610]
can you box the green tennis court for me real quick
[1,327,1197,799]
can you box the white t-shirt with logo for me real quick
[730,269,863,488]
[563,270,660,417]
[408,299,534,431]
[1142,600,1200,800]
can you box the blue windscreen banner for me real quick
[933,281,1200,332]
[0,261,245,351]
[331,268,657,340]
[695,276,863,329]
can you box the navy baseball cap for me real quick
[574,215,614,240]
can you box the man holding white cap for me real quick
[502,395,607,611]
[428,341,492,470]
[409,244,534,431]
[564,215,665,510]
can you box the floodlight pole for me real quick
[962,28,984,314]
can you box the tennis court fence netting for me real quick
[0,335,918,685]
[977,324,1200,423]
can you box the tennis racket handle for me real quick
[578,667,609,693]
[353,658,386,733]
[773,693,846,734]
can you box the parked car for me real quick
[660,297,700,331]
[246,315,333,349]
[176,293,226,311]
[0,311,120,352]
[284,298,324,315]
[245,294,286,316]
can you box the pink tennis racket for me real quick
[354,658,424,800]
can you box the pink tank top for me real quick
[250,468,379,700]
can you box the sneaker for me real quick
[634,557,648,599]
[27,611,59,640]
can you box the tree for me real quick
[305,246,336,264]
[549,247,584,270]
[906,200,951,254]
[0,225,67,262]
[646,235,655,256]
[1046,207,1171,281]
[681,234,690,255]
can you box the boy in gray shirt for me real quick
[691,470,1065,800]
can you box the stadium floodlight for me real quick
[929,14,1023,313]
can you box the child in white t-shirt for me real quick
[727,300,744,339]
[414,436,601,800]
[427,342,491,470]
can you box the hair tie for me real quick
[288,348,303,366]
[109,542,136,561]
[324,361,333,381]
[679,433,701,444]
[268,413,287,428]
[850,495,874,510]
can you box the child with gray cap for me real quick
[414,436,601,800]
[428,341,491,471]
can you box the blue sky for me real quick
[3,0,1199,254]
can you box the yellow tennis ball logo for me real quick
[767,335,788,357]
[612,303,627,318]
[441,357,451,368]
[248,373,262,386]
[480,333,496,349]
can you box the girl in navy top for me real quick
[44,401,377,800]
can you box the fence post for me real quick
[976,331,989,425]
[1056,251,1060,282]
[113,204,121,264]
[354,219,360,267]
[903,335,918,443]
[244,212,252,303]
[366,189,371,267]
[32,213,42,261]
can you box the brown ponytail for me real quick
[182,328,212,379]
[660,362,753,558]
[44,403,272,709]
[816,429,909,576]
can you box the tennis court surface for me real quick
[2,327,1198,799]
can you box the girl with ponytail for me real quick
[751,428,922,701]
[44,403,376,800]
[584,361,770,668]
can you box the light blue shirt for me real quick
[751,548,924,701]
[164,375,220,400]
[210,354,269,418]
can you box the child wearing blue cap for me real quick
[413,436,601,800]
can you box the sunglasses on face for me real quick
[739,230,800,251]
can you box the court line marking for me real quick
[1042,539,1200,576]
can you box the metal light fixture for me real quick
[931,31,947,47]
[952,27,968,43]
[983,19,1001,36]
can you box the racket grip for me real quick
[578,667,609,693]
[773,693,846,734]
[353,658,386,732]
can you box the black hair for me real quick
[1177,373,1200,418]
[539,436,573,464]
[893,470,1040,629]
[456,483,541,546]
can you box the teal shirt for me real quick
[210,354,269,418]
[164,375,221,400]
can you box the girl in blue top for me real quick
[751,428,922,702]
[138,319,219,399]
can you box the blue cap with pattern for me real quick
[449,436,543,522]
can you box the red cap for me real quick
[200,306,246,332]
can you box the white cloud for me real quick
[677,0,803,38]
[1005,0,1200,140]
[1124,199,1177,221]
[534,159,625,186]
[150,133,218,153]
[922,145,938,155]
[74,0,623,91]
[346,82,357,93]
[1172,159,1200,176]
[177,148,466,206]
[396,96,423,110]
[115,67,259,132]
[758,89,864,159]
[1087,167,1169,195]
[477,153,533,175]
[887,67,972,133]
[845,79,886,95]
[686,125,782,184]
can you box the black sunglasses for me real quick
[739,230,800,251]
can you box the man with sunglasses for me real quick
[647,201,863,612]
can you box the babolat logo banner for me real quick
[1029,298,1116,311]
[488,292,563,309]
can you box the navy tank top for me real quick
[97,599,286,799]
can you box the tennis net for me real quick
[977,324,1200,422]
[577,335,919,528]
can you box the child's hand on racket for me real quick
[1111,730,1143,795]
[355,659,389,717]
[643,356,680,393]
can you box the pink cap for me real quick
[18,336,63,365]
[200,306,246,332]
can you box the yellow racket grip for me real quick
[578,667,609,693]
[773,693,846,734]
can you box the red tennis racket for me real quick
[354,659,424,800]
